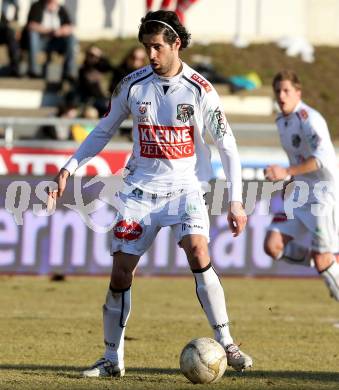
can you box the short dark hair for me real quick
[138,10,191,50]
[272,70,302,91]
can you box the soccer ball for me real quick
[179,337,227,384]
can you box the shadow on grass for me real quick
[1,364,339,383]
[228,370,339,382]
[130,368,339,383]
[0,364,85,372]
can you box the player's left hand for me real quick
[227,201,247,237]
[264,164,289,181]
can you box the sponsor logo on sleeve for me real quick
[211,107,228,138]
[121,68,147,85]
[176,104,194,123]
[298,109,309,121]
[138,124,194,159]
[191,73,212,92]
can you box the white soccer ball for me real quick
[179,337,227,384]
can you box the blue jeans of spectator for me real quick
[0,24,20,72]
[28,30,77,78]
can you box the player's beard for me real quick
[151,63,170,76]
[151,56,177,77]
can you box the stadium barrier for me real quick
[0,117,133,148]
[0,116,277,149]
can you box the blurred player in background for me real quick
[49,9,253,378]
[264,70,339,301]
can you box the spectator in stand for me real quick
[146,0,198,24]
[0,0,20,77]
[71,105,99,142]
[109,46,146,94]
[77,45,113,116]
[36,100,79,140]
[23,0,77,81]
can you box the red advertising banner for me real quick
[0,146,283,181]
[0,147,131,176]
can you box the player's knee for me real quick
[312,252,334,272]
[189,244,209,263]
[187,246,211,270]
[264,237,283,260]
[111,269,133,290]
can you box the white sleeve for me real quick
[63,83,130,175]
[301,110,333,169]
[202,88,243,202]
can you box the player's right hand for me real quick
[46,168,70,211]
[53,168,70,198]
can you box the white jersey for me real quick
[276,101,338,205]
[64,62,243,201]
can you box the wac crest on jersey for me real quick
[176,104,194,123]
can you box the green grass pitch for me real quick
[0,275,338,389]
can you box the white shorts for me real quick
[268,203,339,253]
[111,188,210,256]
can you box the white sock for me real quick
[278,242,314,267]
[103,286,131,367]
[320,261,339,301]
[193,264,233,347]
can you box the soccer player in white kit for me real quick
[48,10,253,377]
[264,70,339,301]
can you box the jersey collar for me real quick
[152,61,184,85]
[292,100,303,113]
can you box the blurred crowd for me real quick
[38,44,147,141]
[1,0,77,79]
[0,0,205,141]
[0,0,151,141]
[0,0,199,79]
